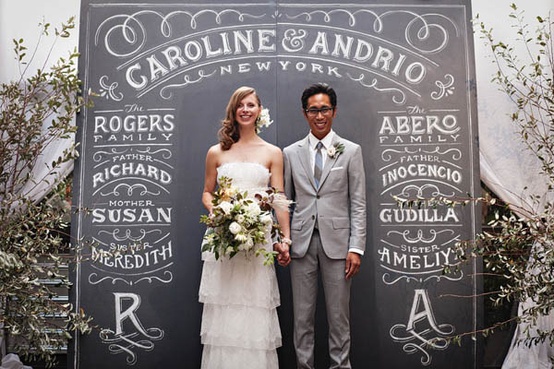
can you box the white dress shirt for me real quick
[308,130,335,175]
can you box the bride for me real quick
[199,86,291,369]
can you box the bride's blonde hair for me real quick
[218,86,261,151]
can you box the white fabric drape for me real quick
[480,116,554,369]
[0,353,32,369]
[501,282,554,369]
[16,130,75,203]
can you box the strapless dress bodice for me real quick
[217,162,270,191]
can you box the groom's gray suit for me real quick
[283,131,366,369]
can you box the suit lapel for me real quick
[296,136,318,190]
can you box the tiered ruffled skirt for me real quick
[199,245,281,369]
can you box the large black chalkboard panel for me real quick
[71,3,278,368]
[273,3,481,368]
[71,1,481,368]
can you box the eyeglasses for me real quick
[305,107,334,117]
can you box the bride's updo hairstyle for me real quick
[218,86,261,150]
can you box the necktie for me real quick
[314,141,323,187]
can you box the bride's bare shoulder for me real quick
[260,140,282,154]
[206,143,224,157]
[205,144,225,167]
[257,141,282,168]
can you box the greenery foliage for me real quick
[394,3,554,349]
[0,18,92,366]
[460,4,554,345]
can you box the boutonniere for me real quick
[327,142,345,159]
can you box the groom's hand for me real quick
[345,252,361,280]
[274,243,291,267]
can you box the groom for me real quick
[283,83,367,368]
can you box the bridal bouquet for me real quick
[200,176,291,265]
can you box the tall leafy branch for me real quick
[0,17,92,366]
[460,4,554,345]
[396,4,554,347]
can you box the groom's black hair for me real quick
[301,83,337,110]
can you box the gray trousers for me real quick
[290,229,352,369]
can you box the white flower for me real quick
[235,233,248,242]
[244,238,254,250]
[218,201,233,215]
[260,214,273,225]
[235,214,245,223]
[256,108,273,133]
[246,202,261,217]
[229,222,241,234]
[226,186,238,197]
[327,142,345,159]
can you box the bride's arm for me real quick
[202,145,219,213]
[269,148,292,266]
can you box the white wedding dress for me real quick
[198,162,282,369]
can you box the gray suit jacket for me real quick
[283,133,367,259]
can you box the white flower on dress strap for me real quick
[256,108,273,133]
[327,142,345,158]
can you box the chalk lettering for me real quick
[378,247,454,269]
[94,114,175,134]
[93,242,173,269]
[379,115,459,136]
[92,208,172,224]
[382,164,462,187]
[92,163,172,187]
[379,207,459,223]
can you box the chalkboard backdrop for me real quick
[70,1,482,368]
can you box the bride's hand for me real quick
[274,243,291,267]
